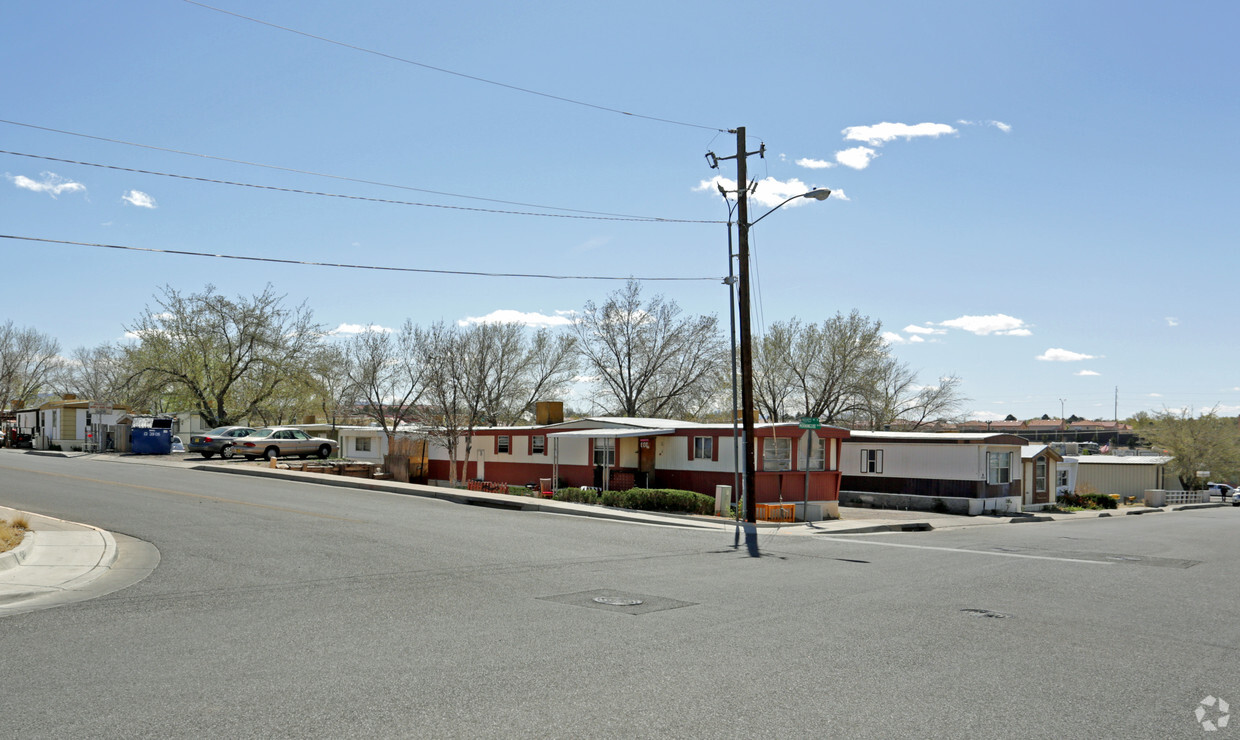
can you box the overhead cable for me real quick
[0,235,723,282]
[0,120,692,220]
[0,150,718,224]
[181,1,726,133]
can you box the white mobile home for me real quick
[840,431,1028,515]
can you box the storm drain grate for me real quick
[539,589,697,616]
[961,608,1012,619]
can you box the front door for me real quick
[638,438,656,488]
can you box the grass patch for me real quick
[1,514,31,554]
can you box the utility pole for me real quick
[705,126,764,524]
[735,127,760,524]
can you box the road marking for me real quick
[0,464,364,522]
[813,536,1114,564]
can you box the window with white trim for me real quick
[1035,458,1047,492]
[593,438,615,466]
[806,435,825,471]
[497,435,510,454]
[355,437,371,452]
[860,449,883,473]
[987,451,1012,484]
[531,435,545,455]
[763,437,792,471]
[693,436,713,460]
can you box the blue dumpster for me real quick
[130,418,174,454]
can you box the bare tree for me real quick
[344,321,423,447]
[861,357,967,429]
[54,342,165,413]
[573,280,725,417]
[415,322,470,487]
[123,284,322,427]
[412,321,578,485]
[752,312,886,423]
[307,343,359,432]
[0,321,62,409]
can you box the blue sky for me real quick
[4,0,1237,421]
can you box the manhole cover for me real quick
[593,596,644,607]
[538,589,696,615]
[961,608,1012,619]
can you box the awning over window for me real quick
[546,428,676,439]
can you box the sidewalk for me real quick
[197,459,1225,534]
[0,505,119,615]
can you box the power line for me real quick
[0,120,692,220]
[0,150,718,224]
[0,234,722,282]
[182,0,726,134]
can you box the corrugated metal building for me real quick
[1069,455,1180,498]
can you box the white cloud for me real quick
[795,157,836,169]
[7,171,86,198]
[904,324,945,335]
[970,410,1010,421]
[459,309,574,328]
[881,331,906,345]
[330,323,394,335]
[122,190,157,209]
[908,335,925,343]
[939,314,1030,336]
[1036,348,1097,362]
[958,119,1012,133]
[1165,317,1179,327]
[842,122,958,146]
[1075,370,1101,376]
[1148,393,1162,398]
[696,175,841,207]
[835,146,878,170]
[696,176,833,209]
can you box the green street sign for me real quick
[798,417,821,429]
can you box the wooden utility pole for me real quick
[735,126,760,524]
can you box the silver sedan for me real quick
[235,427,339,461]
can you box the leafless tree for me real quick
[307,343,359,432]
[860,357,967,429]
[573,280,725,417]
[752,312,886,423]
[0,321,63,409]
[415,322,470,487]
[344,320,423,447]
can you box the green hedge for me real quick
[553,487,716,515]
[1057,491,1117,509]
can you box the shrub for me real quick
[552,486,715,515]
[1057,491,1117,509]
[553,487,601,505]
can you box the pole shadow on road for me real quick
[732,523,761,558]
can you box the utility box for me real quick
[715,485,732,516]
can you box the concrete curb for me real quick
[0,530,37,571]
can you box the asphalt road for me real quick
[2,451,1238,738]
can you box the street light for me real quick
[736,186,830,523]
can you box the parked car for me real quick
[1206,482,1235,501]
[234,427,338,461]
[187,426,257,459]
[1232,489,1240,507]
[171,435,185,454]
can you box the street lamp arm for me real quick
[747,188,831,228]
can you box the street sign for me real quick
[798,417,821,429]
